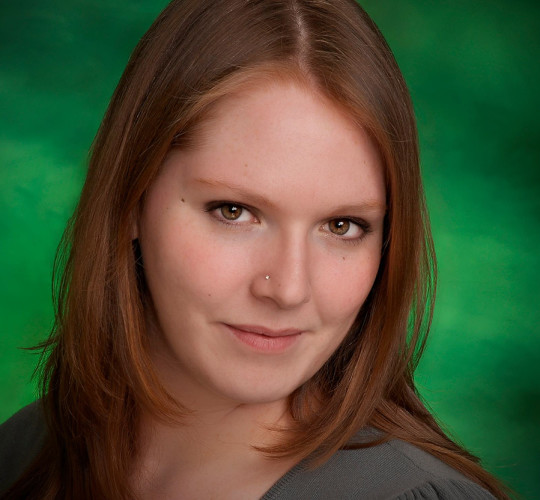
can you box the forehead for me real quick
[198,79,367,156]
[164,80,385,212]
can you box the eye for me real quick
[206,202,258,224]
[328,219,352,235]
[220,204,243,220]
[324,218,368,241]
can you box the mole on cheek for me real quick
[181,198,185,203]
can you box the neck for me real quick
[132,397,299,499]
[141,397,290,458]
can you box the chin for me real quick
[212,376,306,408]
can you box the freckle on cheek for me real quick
[181,198,185,202]
[342,256,346,261]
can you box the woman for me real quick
[0,0,509,498]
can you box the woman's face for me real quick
[137,81,386,410]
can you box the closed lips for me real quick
[224,324,303,337]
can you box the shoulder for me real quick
[263,432,497,500]
[0,401,47,494]
[370,439,497,499]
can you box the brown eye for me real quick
[328,219,350,235]
[220,204,243,220]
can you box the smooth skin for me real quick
[134,80,386,499]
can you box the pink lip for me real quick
[226,324,303,337]
[223,324,303,352]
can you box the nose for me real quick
[250,232,311,309]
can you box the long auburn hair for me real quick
[5,0,509,499]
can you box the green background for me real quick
[1,1,538,497]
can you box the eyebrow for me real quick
[193,177,387,214]
[194,177,279,209]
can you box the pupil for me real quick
[332,220,349,235]
[222,205,241,220]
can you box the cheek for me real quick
[143,216,256,304]
[315,250,381,326]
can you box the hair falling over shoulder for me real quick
[4,0,510,499]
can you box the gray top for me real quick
[261,436,496,499]
[1,403,496,499]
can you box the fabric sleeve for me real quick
[0,402,47,494]
[395,478,498,500]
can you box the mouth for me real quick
[225,324,304,337]
[223,323,303,352]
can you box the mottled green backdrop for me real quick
[1,1,538,497]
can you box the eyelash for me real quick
[204,201,372,243]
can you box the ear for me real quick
[130,204,140,240]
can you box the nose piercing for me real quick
[265,275,270,280]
